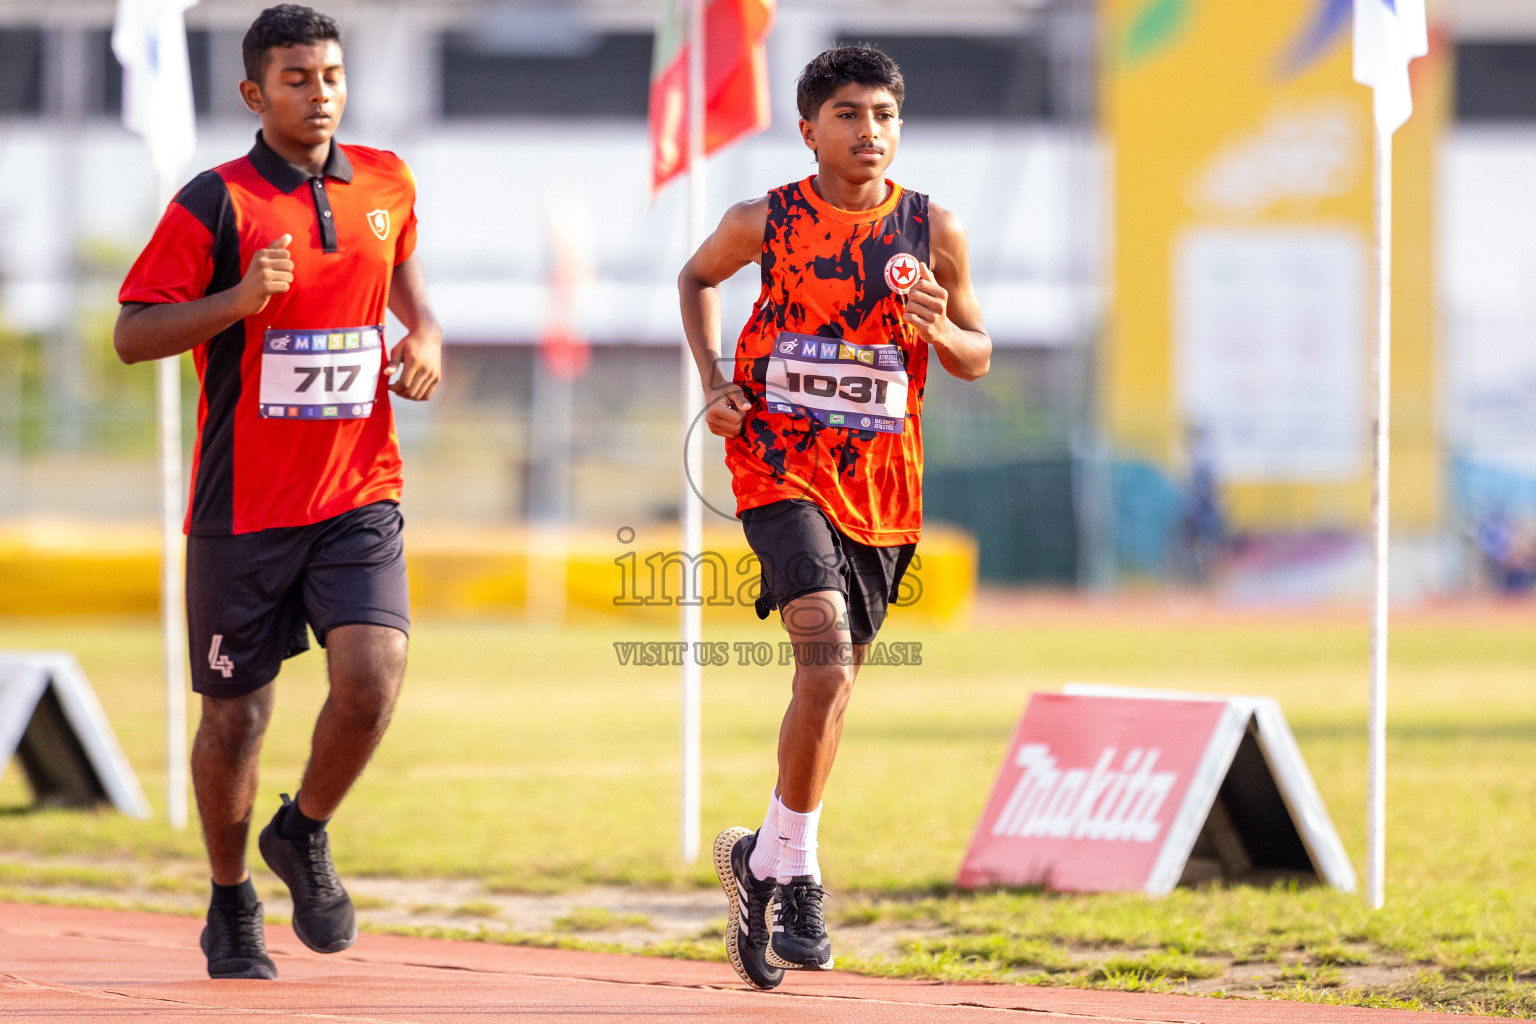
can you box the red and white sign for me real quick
[957,687,1356,895]
[884,252,920,294]
[959,694,1225,892]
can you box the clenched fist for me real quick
[235,233,294,316]
[705,382,750,438]
[902,262,951,346]
[387,325,443,402]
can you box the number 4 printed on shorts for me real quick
[208,635,235,678]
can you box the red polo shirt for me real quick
[119,132,418,536]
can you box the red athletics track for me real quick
[0,903,1503,1023]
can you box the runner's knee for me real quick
[196,690,274,761]
[793,658,856,714]
[324,633,404,732]
[327,679,399,734]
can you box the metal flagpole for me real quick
[1354,0,1424,912]
[1366,127,1392,910]
[116,0,199,832]
[158,349,188,832]
[154,172,188,832]
[679,0,707,865]
[155,166,189,832]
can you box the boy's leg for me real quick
[763,588,865,972]
[186,524,309,888]
[296,623,406,819]
[291,501,411,818]
[724,500,908,977]
[193,687,276,886]
[716,586,855,990]
[775,589,868,815]
[192,686,279,980]
[260,502,409,955]
[187,522,310,982]
[258,624,405,955]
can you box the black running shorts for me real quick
[740,498,915,646]
[185,500,410,698]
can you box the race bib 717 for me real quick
[259,325,384,420]
[762,331,908,434]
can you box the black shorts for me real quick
[740,498,915,646]
[186,500,410,698]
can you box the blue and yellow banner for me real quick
[1103,0,1448,531]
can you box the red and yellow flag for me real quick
[649,0,775,194]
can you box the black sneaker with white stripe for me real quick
[713,826,784,990]
[767,876,833,971]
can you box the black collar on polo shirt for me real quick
[248,130,355,193]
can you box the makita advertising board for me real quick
[957,687,1355,895]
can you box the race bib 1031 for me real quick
[259,325,384,420]
[762,331,908,434]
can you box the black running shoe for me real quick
[713,826,784,990]
[767,876,833,970]
[201,898,277,979]
[258,794,357,954]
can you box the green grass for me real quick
[551,906,654,932]
[3,610,1536,1014]
[449,899,502,919]
[0,861,138,890]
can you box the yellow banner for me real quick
[1103,0,1448,531]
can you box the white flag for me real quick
[1353,0,1428,135]
[112,0,200,187]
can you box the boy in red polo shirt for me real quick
[115,4,440,980]
[679,45,991,989]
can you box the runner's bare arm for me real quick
[905,204,991,381]
[113,234,295,365]
[678,198,769,438]
[385,253,442,402]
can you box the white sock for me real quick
[747,791,782,882]
[773,795,822,884]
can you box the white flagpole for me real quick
[679,0,707,865]
[1355,0,1424,912]
[1366,126,1392,910]
[115,0,198,830]
[155,185,189,830]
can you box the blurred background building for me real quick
[2,0,1535,600]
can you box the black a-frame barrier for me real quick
[0,653,151,817]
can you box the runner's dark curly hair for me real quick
[796,44,905,121]
[243,5,341,83]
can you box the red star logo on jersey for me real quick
[884,252,920,295]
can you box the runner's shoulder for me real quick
[338,144,416,185]
[924,201,970,270]
[174,154,260,214]
[169,168,236,236]
[925,201,966,244]
[714,197,770,257]
[721,196,770,235]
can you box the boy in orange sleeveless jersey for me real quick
[679,45,991,989]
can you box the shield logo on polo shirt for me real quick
[366,209,390,241]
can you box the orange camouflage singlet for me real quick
[726,177,930,546]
